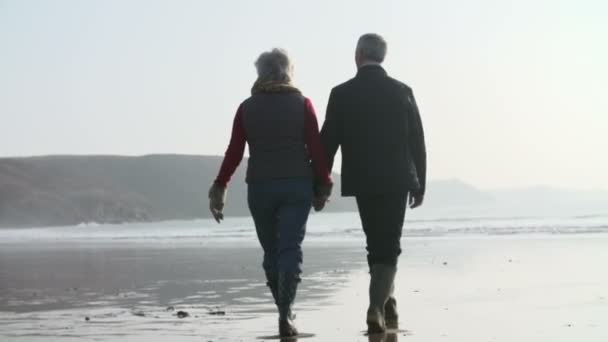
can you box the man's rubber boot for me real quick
[265,272,279,305]
[367,264,397,334]
[384,281,398,329]
[278,272,300,337]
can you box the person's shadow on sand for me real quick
[367,332,398,342]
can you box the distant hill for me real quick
[1,155,606,227]
[412,181,608,219]
[0,155,355,227]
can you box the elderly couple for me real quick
[208,33,426,337]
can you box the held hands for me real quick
[409,192,424,209]
[313,183,333,212]
[208,183,227,223]
[313,195,329,211]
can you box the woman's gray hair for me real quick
[356,33,387,63]
[254,48,293,84]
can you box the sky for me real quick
[1,0,607,190]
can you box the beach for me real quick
[1,214,608,341]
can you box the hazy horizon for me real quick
[2,153,606,194]
[1,0,607,190]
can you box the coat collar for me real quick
[356,64,387,77]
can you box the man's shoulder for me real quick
[330,77,357,95]
[330,74,414,100]
[386,76,413,94]
[333,75,412,90]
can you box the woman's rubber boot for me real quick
[367,264,397,334]
[265,272,279,305]
[278,272,300,337]
[384,282,398,329]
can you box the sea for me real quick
[1,212,607,246]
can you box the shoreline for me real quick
[2,213,608,249]
[2,210,607,230]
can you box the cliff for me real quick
[0,155,355,227]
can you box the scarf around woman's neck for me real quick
[251,80,301,95]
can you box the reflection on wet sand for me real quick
[257,332,315,341]
[3,235,608,341]
[260,332,401,342]
[0,245,365,341]
[367,332,399,342]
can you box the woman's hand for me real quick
[313,195,329,212]
[208,183,227,223]
[313,182,333,212]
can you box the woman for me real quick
[208,48,332,337]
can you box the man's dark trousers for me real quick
[356,193,407,268]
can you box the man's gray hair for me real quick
[356,33,387,63]
[254,48,293,83]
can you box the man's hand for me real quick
[409,192,424,209]
[208,183,227,223]
[313,196,329,212]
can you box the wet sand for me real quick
[1,235,608,341]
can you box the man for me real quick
[318,33,427,333]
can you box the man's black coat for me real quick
[320,65,427,197]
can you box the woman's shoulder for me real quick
[245,92,307,104]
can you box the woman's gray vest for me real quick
[241,92,312,183]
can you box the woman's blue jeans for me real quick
[248,178,313,275]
